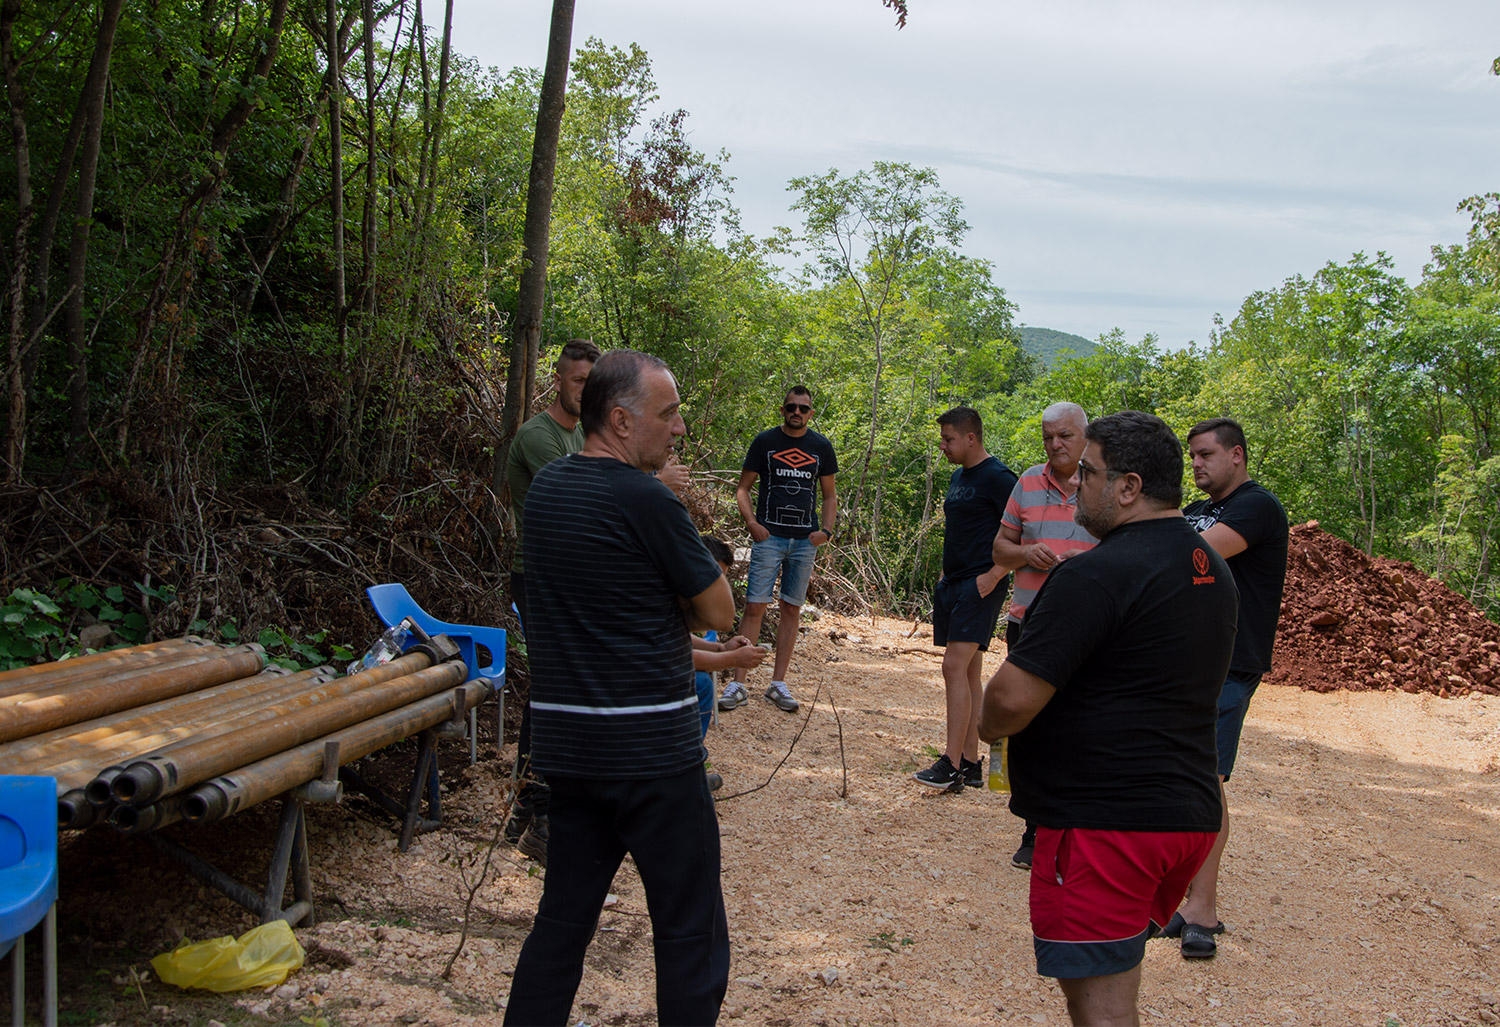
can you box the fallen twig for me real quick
[829,686,848,799]
[441,787,515,979]
[717,680,823,802]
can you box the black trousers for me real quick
[502,765,730,1026]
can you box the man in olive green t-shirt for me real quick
[502,338,599,861]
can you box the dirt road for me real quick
[45,613,1500,1026]
[282,614,1498,1027]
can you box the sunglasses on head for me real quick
[784,403,811,414]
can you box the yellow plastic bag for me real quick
[151,920,305,992]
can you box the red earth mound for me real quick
[1267,521,1500,697]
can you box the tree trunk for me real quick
[326,0,350,481]
[1,0,30,480]
[492,0,575,492]
[849,327,885,525]
[62,0,126,467]
[116,0,291,457]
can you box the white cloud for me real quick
[453,0,1500,347]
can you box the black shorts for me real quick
[933,574,1006,649]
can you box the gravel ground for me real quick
[29,610,1500,1027]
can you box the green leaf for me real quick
[105,586,125,603]
[97,605,124,622]
[22,619,62,640]
[122,612,147,631]
[259,626,286,649]
[29,594,62,617]
[219,622,240,641]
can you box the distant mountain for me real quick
[1019,327,1097,368]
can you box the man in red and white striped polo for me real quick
[992,401,1098,869]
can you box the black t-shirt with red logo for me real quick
[1183,479,1288,677]
[1006,516,1238,832]
[743,427,839,539]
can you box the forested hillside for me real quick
[1019,326,1096,367]
[1,2,1496,665]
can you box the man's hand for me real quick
[1024,542,1064,571]
[747,520,771,543]
[657,453,690,497]
[811,528,831,546]
[725,643,767,669]
[975,566,1004,598]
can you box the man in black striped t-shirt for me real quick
[504,350,736,1027]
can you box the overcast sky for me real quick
[452,1,1500,349]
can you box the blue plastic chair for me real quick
[0,775,58,1027]
[365,584,507,763]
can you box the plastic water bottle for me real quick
[987,738,1011,793]
[347,619,411,676]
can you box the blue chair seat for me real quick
[1,775,59,1025]
[365,584,507,766]
[365,583,505,682]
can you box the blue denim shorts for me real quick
[745,535,817,606]
[1216,671,1262,780]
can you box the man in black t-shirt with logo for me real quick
[1160,417,1289,959]
[504,350,736,1026]
[718,385,838,715]
[913,407,1017,793]
[979,411,1238,1027]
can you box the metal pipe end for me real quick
[183,783,227,824]
[85,768,124,806]
[109,804,143,832]
[112,762,167,806]
[58,790,98,830]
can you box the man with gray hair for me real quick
[991,401,1098,868]
[504,349,735,1025]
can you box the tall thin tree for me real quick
[492,0,575,492]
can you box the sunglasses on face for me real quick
[784,403,812,414]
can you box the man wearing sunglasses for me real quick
[719,386,839,714]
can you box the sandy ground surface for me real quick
[35,612,1500,1026]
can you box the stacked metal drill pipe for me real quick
[0,636,486,832]
[0,642,270,743]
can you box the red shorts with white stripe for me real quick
[1030,826,1216,979]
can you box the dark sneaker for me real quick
[763,682,799,712]
[1011,839,1034,870]
[960,756,984,790]
[913,754,964,792]
[517,815,549,866]
[718,682,749,711]
[503,804,533,845]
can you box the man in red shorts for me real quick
[979,411,1238,1025]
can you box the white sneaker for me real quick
[718,682,749,710]
[763,681,799,712]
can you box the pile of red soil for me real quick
[1268,522,1500,697]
